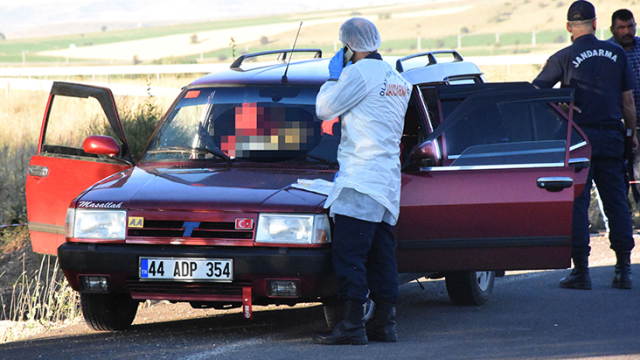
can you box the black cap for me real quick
[567,1,596,21]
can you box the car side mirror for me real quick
[83,135,121,157]
[409,140,441,167]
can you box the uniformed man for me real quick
[533,0,637,290]
[313,17,412,345]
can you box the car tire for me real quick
[81,293,139,331]
[322,297,375,329]
[445,271,495,306]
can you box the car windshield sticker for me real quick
[185,90,201,99]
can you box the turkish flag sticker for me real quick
[235,218,254,230]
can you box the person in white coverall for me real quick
[312,17,412,345]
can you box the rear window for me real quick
[141,86,340,164]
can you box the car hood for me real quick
[75,165,335,213]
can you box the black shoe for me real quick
[366,301,397,342]
[612,252,632,289]
[559,256,592,290]
[314,301,367,345]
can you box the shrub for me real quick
[260,36,269,45]
[89,94,164,162]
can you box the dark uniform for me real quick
[533,34,635,265]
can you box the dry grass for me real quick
[0,254,81,343]
[0,89,48,150]
[479,64,544,83]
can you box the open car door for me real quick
[26,82,134,255]
[397,84,590,272]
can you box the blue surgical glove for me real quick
[328,48,344,80]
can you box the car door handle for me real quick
[569,157,590,172]
[27,165,49,177]
[537,177,573,192]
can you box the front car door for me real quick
[26,82,134,255]
[397,83,590,272]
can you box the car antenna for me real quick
[282,22,303,83]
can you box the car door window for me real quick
[427,87,583,168]
[43,95,122,161]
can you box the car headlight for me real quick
[66,208,127,240]
[255,214,331,245]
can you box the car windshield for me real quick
[140,85,340,165]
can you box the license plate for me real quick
[139,257,233,282]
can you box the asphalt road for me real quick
[2,236,639,360]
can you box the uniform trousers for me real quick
[331,214,399,305]
[572,126,635,258]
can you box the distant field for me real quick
[0,15,292,63]
[0,0,621,66]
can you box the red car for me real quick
[26,50,590,331]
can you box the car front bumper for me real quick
[58,243,338,304]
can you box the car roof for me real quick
[190,58,330,87]
[188,50,484,88]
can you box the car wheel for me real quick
[445,271,495,306]
[322,297,375,329]
[81,293,139,331]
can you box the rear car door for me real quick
[397,84,590,272]
[26,82,134,255]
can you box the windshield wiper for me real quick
[148,146,232,163]
[297,154,337,166]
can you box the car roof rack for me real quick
[396,50,464,73]
[230,49,323,70]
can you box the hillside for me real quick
[0,0,627,65]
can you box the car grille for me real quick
[127,220,254,240]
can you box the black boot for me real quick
[612,251,632,289]
[314,301,367,345]
[559,255,592,290]
[366,301,397,342]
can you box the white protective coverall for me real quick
[316,55,412,225]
